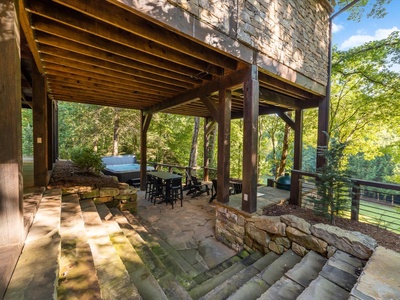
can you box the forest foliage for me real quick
[21,11,399,185]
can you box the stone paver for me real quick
[137,191,236,272]
[350,246,400,299]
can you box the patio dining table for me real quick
[149,171,182,205]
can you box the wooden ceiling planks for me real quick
[20,0,323,118]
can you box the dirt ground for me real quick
[49,160,400,253]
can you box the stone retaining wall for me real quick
[62,183,138,213]
[167,0,332,85]
[215,202,377,260]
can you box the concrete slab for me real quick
[350,246,400,299]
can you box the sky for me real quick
[332,1,399,49]
[331,0,399,71]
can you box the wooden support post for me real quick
[0,1,24,295]
[290,109,303,206]
[242,65,259,213]
[47,98,54,170]
[33,61,49,186]
[203,118,210,181]
[217,89,231,203]
[317,96,329,169]
[140,111,152,190]
[351,183,361,221]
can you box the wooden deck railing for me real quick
[290,169,400,232]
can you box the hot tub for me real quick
[102,155,154,183]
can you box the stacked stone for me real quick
[216,203,377,260]
[62,183,138,213]
[168,0,332,85]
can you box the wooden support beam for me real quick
[140,111,152,190]
[200,96,219,122]
[144,66,250,115]
[18,0,44,74]
[242,65,259,213]
[317,96,329,169]
[217,90,231,203]
[51,0,238,70]
[277,110,295,130]
[0,3,24,295]
[290,109,303,206]
[33,62,50,187]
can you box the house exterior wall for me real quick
[164,0,332,86]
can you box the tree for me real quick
[332,0,392,21]
[189,117,200,173]
[308,134,352,225]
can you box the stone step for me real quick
[226,250,302,300]
[79,199,141,299]
[350,246,400,299]
[202,251,282,300]
[110,208,192,299]
[134,213,205,278]
[122,210,197,289]
[57,194,102,299]
[297,249,367,300]
[188,251,265,300]
[96,204,168,300]
[4,189,62,300]
[192,249,252,285]
[257,250,327,300]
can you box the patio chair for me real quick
[167,177,183,207]
[231,182,242,195]
[186,176,210,198]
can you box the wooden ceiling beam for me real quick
[18,0,44,74]
[144,66,251,115]
[51,94,144,109]
[45,71,176,97]
[40,52,189,91]
[39,47,196,89]
[32,17,209,79]
[28,9,223,77]
[36,34,204,85]
[200,96,219,121]
[42,61,184,93]
[47,79,166,100]
[259,72,322,100]
[51,0,238,71]
[46,76,174,98]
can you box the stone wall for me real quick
[62,183,138,213]
[167,0,332,85]
[215,202,378,260]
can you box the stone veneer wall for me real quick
[168,0,332,85]
[215,202,378,260]
[62,183,138,213]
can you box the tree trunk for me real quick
[277,112,292,177]
[113,108,121,156]
[189,117,200,175]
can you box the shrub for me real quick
[70,147,105,174]
[307,134,352,225]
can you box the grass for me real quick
[358,200,400,234]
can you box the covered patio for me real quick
[1,0,333,296]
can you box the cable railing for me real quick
[290,170,400,234]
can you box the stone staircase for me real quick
[4,189,400,299]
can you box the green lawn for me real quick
[358,200,400,234]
